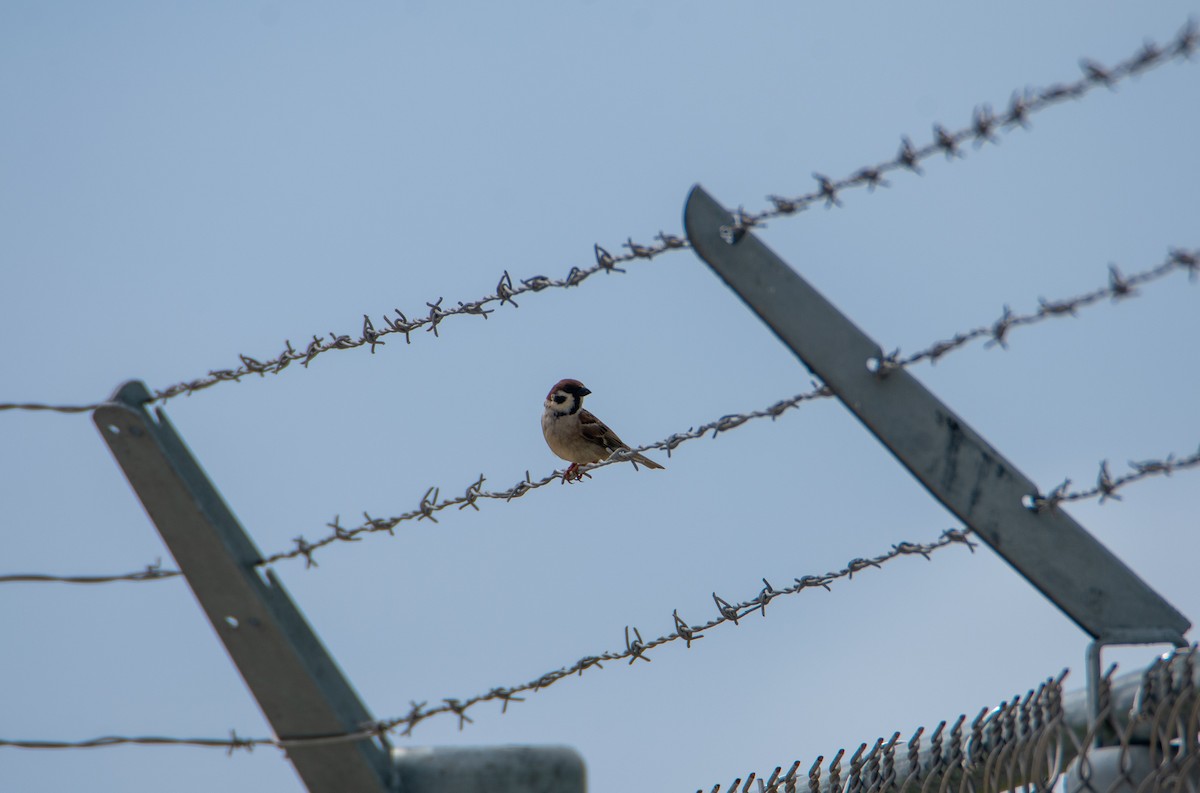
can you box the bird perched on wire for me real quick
[542,379,665,483]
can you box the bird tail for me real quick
[631,452,665,470]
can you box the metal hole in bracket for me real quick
[106,424,121,435]
[224,615,240,629]
[1020,494,1038,511]
[718,225,745,245]
[865,356,882,374]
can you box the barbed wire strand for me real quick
[5,442,1192,588]
[737,18,1199,229]
[0,734,271,754]
[0,528,979,752]
[0,401,106,414]
[2,20,1194,416]
[0,563,181,585]
[261,433,1200,572]
[256,247,1198,569]
[3,249,1195,583]
[1029,445,1200,513]
[880,248,1197,370]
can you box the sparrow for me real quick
[542,379,665,483]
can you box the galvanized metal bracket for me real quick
[683,185,1189,647]
[95,381,396,793]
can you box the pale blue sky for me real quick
[3,3,1198,792]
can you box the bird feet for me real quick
[560,464,592,484]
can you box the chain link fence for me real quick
[700,648,1199,793]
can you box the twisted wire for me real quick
[143,239,682,405]
[883,249,1197,370]
[0,528,979,752]
[2,20,1194,415]
[3,249,1195,582]
[735,19,1199,229]
[0,733,270,754]
[258,248,1199,569]
[1029,446,1200,513]
[0,245,669,415]
[6,440,1192,588]
[0,563,181,585]
[0,402,105,414]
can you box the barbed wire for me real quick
[1028,445,1200,513]
[0,401,107,414]
[254,384,835,568]
[141,236,686,405]
[880,248,1197,370]
[259,437,1199,571]
[0,527,979,752]
[0,733,273,754]
[0,562,180,585]
[257,248,1198,569]
[0,252,676,418]
[734,18,1199,230]
[5,439,1193,589]
[2,248,1195,582]
[2,20,1194,417]
[357,529,980,741]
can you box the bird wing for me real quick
[578,409,665,470]
[578,409,629,454]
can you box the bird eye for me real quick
[553,395,566,404]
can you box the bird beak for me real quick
[579,387,591,396]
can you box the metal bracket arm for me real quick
[684,185,1189,645]
[94,381,394,793]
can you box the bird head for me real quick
[545,379,591,415]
